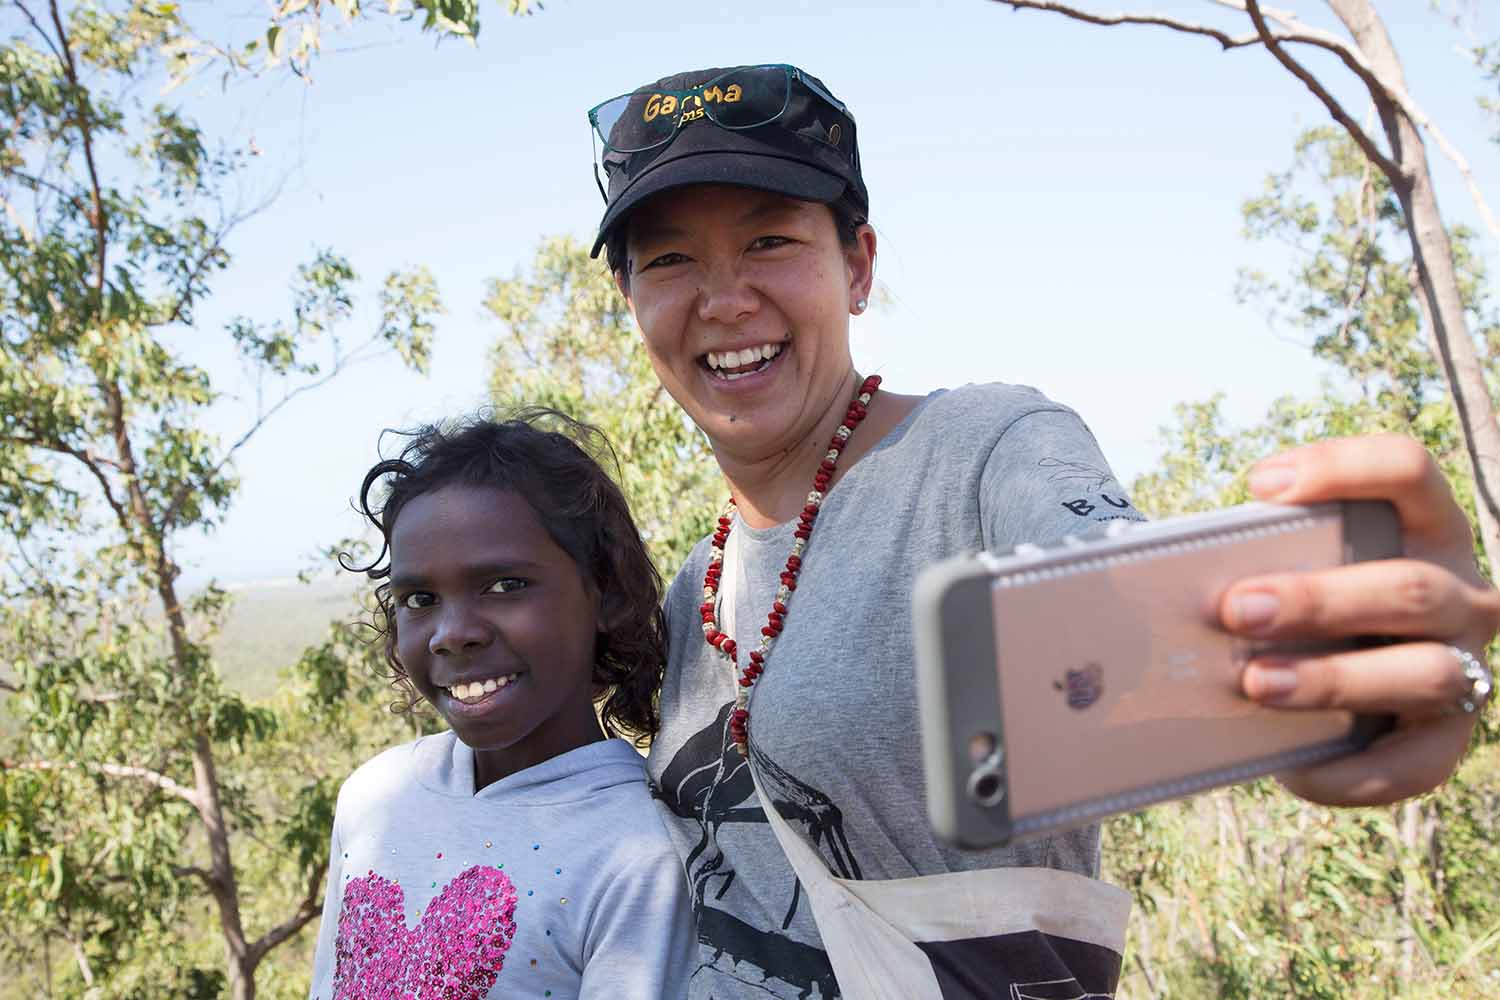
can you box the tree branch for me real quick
[1241,0,1404,180]
[1219,0,1497,238]
[47,0,108,299]
[246,862,325,970]
[161,331,387,531]
[1377,86,1500,240]
[3,759,205,810]
[990,1,1407,183]
[13,1,65,65]
[1,432,136,541]
[1016,0,1499,239]
[172,863,219,888]
[994,0,1258,49]
[159,235,230,328]
[12,168,94,221]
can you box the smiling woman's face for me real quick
[619,185,875,463]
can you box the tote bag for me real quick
[747,762,1131,999]
[724,529,1133,999]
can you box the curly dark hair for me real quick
[344,408,665,744]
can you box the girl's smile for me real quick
[441,670,523,705]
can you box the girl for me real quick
[308,410,694,1000]
[583,63,1500,998]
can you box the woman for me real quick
[585,64,1498,998]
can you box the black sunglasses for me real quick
[588,63,854,156]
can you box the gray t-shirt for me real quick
[310,735,695,999]
[647,383,1145,999]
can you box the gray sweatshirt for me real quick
[310,733,694,999]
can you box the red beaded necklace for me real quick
[700,374,882,755]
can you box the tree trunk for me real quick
[193,731,254,1000]
[103,378,255,998]
[1328,0,1500,577]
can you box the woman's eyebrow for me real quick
[630,219,686,245]
[735,200,806,226]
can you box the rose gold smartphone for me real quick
[914,501,1401,849]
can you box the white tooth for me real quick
[736,348,756,367]
[496,675,510,689]
[724,370,748,381]
[766,342,782,358]
[483,678,498,694]
[707,351,721,369]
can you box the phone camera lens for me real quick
[967,756,1006,808]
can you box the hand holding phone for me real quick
[914,501,1401,849]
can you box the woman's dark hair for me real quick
[606,189,869,286]
[345,408,665,744]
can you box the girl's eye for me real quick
[399,592,436,610]
[486,578,527,595]
[749,235,793,251]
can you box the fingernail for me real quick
[1249,458,1296,498]
[1249,664,1299,701]
[1230,592,1280,631]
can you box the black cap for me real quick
[590,65,866,259]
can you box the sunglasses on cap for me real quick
[588,63,856,158]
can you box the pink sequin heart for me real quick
[333,865,518,1000]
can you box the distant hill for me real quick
[0,577,368,739]
[212,576,368,700]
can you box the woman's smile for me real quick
[703,340,786,381]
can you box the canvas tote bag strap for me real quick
[722,526,951,998]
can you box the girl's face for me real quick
[620,185,875,463]
[389,485,603,779]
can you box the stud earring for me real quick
[854,298,868,313]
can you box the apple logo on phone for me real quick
[1054,663,1104,710]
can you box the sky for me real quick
[150,0,1498,587]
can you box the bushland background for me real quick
[2,1,1498,997]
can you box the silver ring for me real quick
[1448,646,1493,716]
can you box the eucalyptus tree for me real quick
[0,3,443,995]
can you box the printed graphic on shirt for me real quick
[917,930,1121,1000]
[653,701,854,999]
[333,866,518,1000]
[1040,456,1144,524]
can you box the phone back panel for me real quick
[995,509,1350,820]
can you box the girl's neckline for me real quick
[729,388,943,541]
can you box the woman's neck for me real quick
[716,378,923,528]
